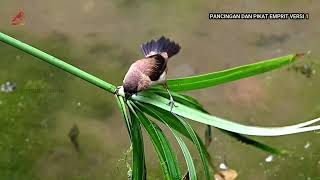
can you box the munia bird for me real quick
[118,36,181,111]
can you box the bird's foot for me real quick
[115,86,120,95]
[167,98,178,112]
[115,86,125,97]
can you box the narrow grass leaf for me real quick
[0,32,117,93]
[150,91,286,155]
[136,94,198,179]
[135,102,212,180]
[129,108,146,180]
[135,102,212,163]
[140,94,198,179]
[165,54,300,92]
[148,88,208,113]
[174,114,211,180]
[128,102,181,179]
[223,131,288,155]
[133,92,320,136]
[115,95,132,139]
[172,130,197,180]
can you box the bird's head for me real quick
[123,83,138,101]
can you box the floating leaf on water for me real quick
[214,169,238,180]
[11,9,25,26]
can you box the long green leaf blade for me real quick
[224,131,288,155]
[128,102,181,179]
[136,102,212,180]
[130,109,146,180]
[174,115,211,180]
[141,94,198,179]
[148,89,208,113]
[150,91,286,155]
[133,92,320,136]
[172,130,197,180]
[135,102,211,160]
[138,97,198,179]
[165,54,300,92]
[0,32,117,93]
[115,95,132,139]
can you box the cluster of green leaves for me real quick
[1,32,320,179]
[114,54,320,179]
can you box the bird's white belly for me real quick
[151,71,166,85]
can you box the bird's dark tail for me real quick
[141,36,181,59]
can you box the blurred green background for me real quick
[0,1,320,179]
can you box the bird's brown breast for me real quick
[123,56,167,92]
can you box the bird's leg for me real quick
[163,82,177,112]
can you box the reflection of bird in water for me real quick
[68,124,80,152]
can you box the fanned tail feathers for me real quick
[141,36,181,59]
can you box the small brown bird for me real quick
[119,36,181,111]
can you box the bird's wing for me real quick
[135,55,167,81]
